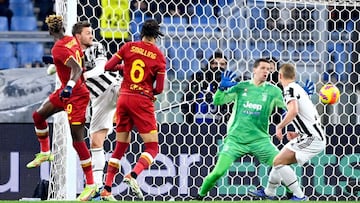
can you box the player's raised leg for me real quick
[27,100,60,168]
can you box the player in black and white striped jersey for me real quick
[250,63,326,201]
[72,21,121,193]
[276,63,326,165]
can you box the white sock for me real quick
[91,148,105,187]
[265,167,281,196]
[276,165,304,198]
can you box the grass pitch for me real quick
[0,201,357,203]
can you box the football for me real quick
[319,84,340,104]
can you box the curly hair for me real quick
[45,15,63,33]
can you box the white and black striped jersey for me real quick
[83,42,120,98]
[283,82,325,141]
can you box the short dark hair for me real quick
[208,51,228,63]
[72,21,91,36]
[141,19,164,38]
[253,58,270,68]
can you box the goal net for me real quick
[50,0,359,201]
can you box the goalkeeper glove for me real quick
[219,70,238,91]
[302,79,314,96]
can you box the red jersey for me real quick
[51,36,87,94]
[115,41,166,98]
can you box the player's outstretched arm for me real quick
[218,70,238,91]
[213,89,236,105]
[105,54,122,71]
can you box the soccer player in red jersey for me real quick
[100,19,166,200]
[26,15,96,201]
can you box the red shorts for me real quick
[115,93,157,133]
[49,87,89,124]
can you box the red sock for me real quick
[132,142,158,176]
[33,111,49,152]
[105,158,120,187]
[112,141,129,159]
[36,129,49,152]
[104,141,129,187]
[73,141,94,185]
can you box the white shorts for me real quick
[88,83,119,135]
[284,135,326,166]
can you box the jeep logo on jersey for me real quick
[243,101,262,111]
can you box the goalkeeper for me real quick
[194,58,298,200]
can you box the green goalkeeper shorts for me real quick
[219,136,279,166]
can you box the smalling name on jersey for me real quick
[130,46,157,59]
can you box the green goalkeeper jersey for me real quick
[214,80,286,144]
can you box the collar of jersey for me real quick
[250,79,266,87]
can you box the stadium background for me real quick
[0,0,359,201]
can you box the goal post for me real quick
[48,0,359,201]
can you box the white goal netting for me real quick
[50,0,359,201]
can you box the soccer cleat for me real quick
[26,153,54,168]
[91,187,102,201]
[77,184,98,201]
[248,188,275,200]
[290,195,307,201]
[286,191,294,199]
[123,174,144,199]
[100,189,117,201]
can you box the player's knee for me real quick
[209,170,226,180]
[273,159,280,166]
[273,156,287,166]
[91,141,103,149]
[90,131,107,148]
[33,111,43,123]
[32,111,47,129]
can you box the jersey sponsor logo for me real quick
[130,46,157,59]
[243,101,262,111]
